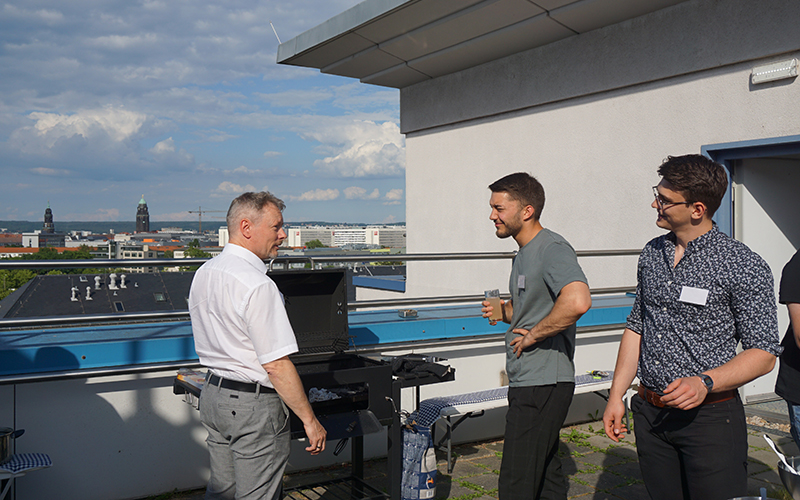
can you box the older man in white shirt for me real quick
[189,191,326,500]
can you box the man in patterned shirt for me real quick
[602,155,782,500]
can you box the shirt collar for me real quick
[223,243,268,273]
[665,222,720,251]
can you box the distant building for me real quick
[219,226,229,247]
[285,225,406,249]
[22,203,65,247]
[43,202,55,233]
[135,195,150,233]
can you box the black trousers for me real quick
[499,383,574,500]
[632,394,748,500]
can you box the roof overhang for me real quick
[277,0,687,89]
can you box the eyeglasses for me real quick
[652,186,692,211]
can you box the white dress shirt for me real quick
[189,243,298,387]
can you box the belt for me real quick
[638,385,736,408]
[207,374,276,394]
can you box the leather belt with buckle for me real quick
[638,385,736,408]
[208,373,277,394]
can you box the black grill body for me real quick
[268,269,392,441]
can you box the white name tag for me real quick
[679,286,709,306]
[517,275,526,289]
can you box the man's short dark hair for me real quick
[227,191,286,233]
[658,155,728,217]
[489,172,545,220]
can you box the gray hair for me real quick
[226,192,286,235]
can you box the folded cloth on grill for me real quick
[0,453,52,474]
[410,387,509,427]
[392,357,452,380]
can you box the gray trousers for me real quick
[199,380,290,500]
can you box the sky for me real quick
[0,0,405,224]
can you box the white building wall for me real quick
[218,226,229,247]
[287,227,335,247]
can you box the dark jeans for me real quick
[632,393,748,500]
[499,383,574,500]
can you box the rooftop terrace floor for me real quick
[139,401,798,500]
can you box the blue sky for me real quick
[0,0,404,224]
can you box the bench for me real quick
[414,371,636,473]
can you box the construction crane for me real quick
[188,207,225,233]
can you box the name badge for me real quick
[679,286,709,306]
[517,275,526,289]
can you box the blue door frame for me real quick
[702,134,800,237]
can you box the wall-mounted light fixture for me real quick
[751,58,797,84]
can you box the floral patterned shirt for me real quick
[627,225,782,391]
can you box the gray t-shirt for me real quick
[505,228,588,387]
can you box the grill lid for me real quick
[268,269,349,354]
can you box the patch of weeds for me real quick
[570,477,592,486]
[562,428,591,445]
[457,479,497,495]
[441,492,483,500]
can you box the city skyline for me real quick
[0,0,404,225]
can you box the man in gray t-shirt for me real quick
[482,173,590,500]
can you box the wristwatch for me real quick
[699,374,714,392]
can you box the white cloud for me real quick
[384,188,403,200]
[285,188,340,202]
[224,165,261,175]
[306,120,405,178]
[215,181,255,194]
[27,106,147,146]
[150,137,175,153]
[263,151,283,158]
[344,186,380,200]
[150,136,195,166]
[30,167,71,176]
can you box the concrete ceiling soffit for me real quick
[548,0,688,34]
[407,12,574,79]
[277,0,691,89]
[355,0,486,42]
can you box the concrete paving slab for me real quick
[571,470,631,491]
[451,443,495,461]
[605,460,642,481]
[751,467,785,487]
[434,475,477,500]
[565,479,596,498]
[574,451,628,468]
[561,456,581,476]
[448,460,492,479]
[605,444,638,461]
[483,441,504,454]
[471,454,502,473]
[457,472,498,493]
[746,477,792,499]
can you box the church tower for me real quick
[43,202,55,233]
[136,195,150,233]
